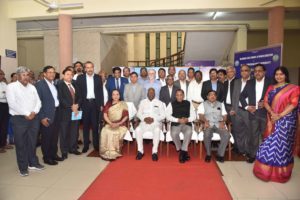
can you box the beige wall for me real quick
[17,38,44,75]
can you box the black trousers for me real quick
[248,115,266,158]
[11,115,40,171]
[82,100,100,150]
[59,120,79,154]
[0,103,9,148]
[40,110,60,160]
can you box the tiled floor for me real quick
[1,146,300,200]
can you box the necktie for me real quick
[68,84,75,103]
[116,78,120,90]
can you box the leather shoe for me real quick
[246,157,255,163]
[216,155,225,163]
[179,150,185,163]
[69,150,81,155]
[62,153,68,160]
[152,153,158,161]
[82,147,89,153]
[44,159,58,165]
[184,152,190,161]
[205,155,211,163]
[54,155,64,162]
[136,151,144,160]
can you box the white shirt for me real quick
[198,101,227,115]
[103,81,108,105]
[64,81,76,93]
[73,74,79,80]
[0,82,7,103]
[86,74,95,99]
[137,98,165,126]
[166,101,196,123]
[6,81,41,116]
[187,80,203,103]
[168,86,173,98]
[239,78,249,107]
[180,80,187,100]
[45,78,59,107]
[159,78,166,87]
[255,77,265,109]
[225,78,235,105]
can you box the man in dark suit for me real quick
[239,64,272,163]
[35,66,63,165]
[223,66,237,113]
[201,68,225,102]
[159,75,179,107]
[76,61,104,153]
[174,70,189,100]
[106,67,128,100]
[57,67,82,159]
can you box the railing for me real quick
[128,50,184,67]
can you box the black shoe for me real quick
[136,151,144,160]
[62,153,68,160]
[205,155,212,163]
[179,150,185,163]
[184,152,190,161]
[152,153,158,161]
[44,159,58,165]
[246,157,255,163]
[54,155,64,162]
[69,150,81,155]
[216,155,225,163]
[19,169,29,177]
[28,163,45,171]
[94,147,99,152]
[82,147,89,153]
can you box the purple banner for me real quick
[184,60,215,67]
[234,44,282,78]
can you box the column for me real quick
[58,14,72,73]
[268,6,285,45]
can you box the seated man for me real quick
[135,88,165,161]
[198,90,230,163]
[166,89,196,163]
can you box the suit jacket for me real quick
[57,81,82,121]
[239,77,272,118]
[231,78,248,112]
[76,73,103,109]
[201,80,225,102]
[159,85,179,106]
[124,82,144,109]
[174,80,189,98]
[106,76,129,100]
[35,79,57,124]
[224,77,237,105]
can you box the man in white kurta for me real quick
[135,88,165,161]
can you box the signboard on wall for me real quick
[5,49,17,58]
[234,44,282,78]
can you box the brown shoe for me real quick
[0,148,6,153]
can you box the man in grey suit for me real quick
[159,75,179,107]
[124,72,144,110]
[174,70,189,100]
[229,64,251,155]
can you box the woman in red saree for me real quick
[99,89,129,160]
[253,66,299,183]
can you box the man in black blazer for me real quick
[223,66,237,113]
[35,66,63,165]
[76,61,104,153]
[159,75,179,107]
[57,68,82,159]
[201,68,225,102]
[106,67,129,100]
[239,64,272,163]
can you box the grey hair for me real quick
[16,66,30,74]
[226,65,236,72]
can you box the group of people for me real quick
[0,62,299,183]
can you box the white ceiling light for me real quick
[34,0,84,12]
[212,12,222,20]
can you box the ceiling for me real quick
[17,10,300,31]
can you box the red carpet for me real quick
[79,143,232,200]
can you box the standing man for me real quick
[73,61,84,80]
[187,67,195,82]
[0,70,11,153]
[6,66,44,176]
[174,70,189,100]
[159,75,179,107]
[124,72,144,110]
[166,89,196,163]
[201,68,225,102]
[224,66,237,114]
[157,68,166,86]
[106,67,128,100]
[135,88,165,161]
[217,69,227,84]
[168,66,177,81]
[122,67,131,83]
[230,64,251,155]
[240,64,272,163]
[144,69,161,99]
[76,61,104,153]
[57,67,82,159]
[187,70,204,112]
[138,67,148,86]
[35,66,63,165]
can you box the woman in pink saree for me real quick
[253,66,299,183]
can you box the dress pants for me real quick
[170,124,192,151]
[82,100,100,150]
[225,104,237,150]
[11,116,40,171]
[60,120,79,154]
[232,108,250,154]
[204,125,230,157]
[135,122,161,154]
[248,115,266,158]
[40,110,60,161]
[0,103,9,148]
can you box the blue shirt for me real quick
[211,81,217,91]
[143,80,161,99]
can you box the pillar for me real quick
[268,6,285,45]
[58,14,72,73]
